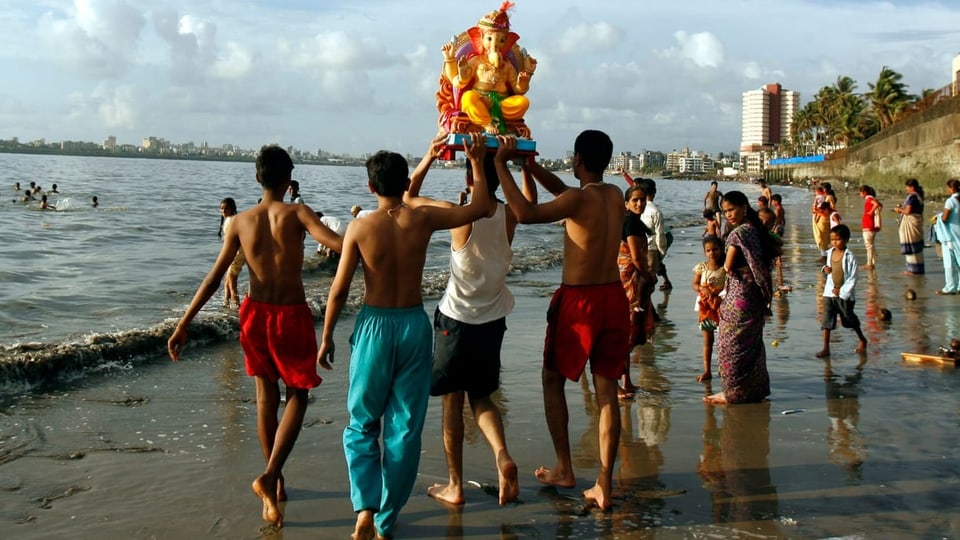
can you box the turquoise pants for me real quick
[344,304,432,537]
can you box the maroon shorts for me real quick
[544,282,630,381]
[239,297,322,389]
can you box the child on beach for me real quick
[703,208,721,238]
[495,131,627,512]
[168,145,342,528]
[817,224,868,357]
[771,194,785,237]
[317,135,490,540]
[814,201,833,260]
[693,235,726,382]
[218,197,246,308]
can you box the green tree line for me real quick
[785,66,945,156]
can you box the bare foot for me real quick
[351,510,376,540]
[534,465,576,489]
[855,340,867,354]
[497,451,520,505]
[277,473,287,502]
[703,392,727,404]
[426,482,464,506]
[582,482,613,511]
[696,371,712,383]
[816,349,830,358]
[252,474,282,527]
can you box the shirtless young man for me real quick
[167,145,342,528]
[494,131,628,511]
[318,135,489,540]
[403,133,536,507]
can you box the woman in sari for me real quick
[618,183,655,397]
[706,191,782,405]
[895,178,925,275]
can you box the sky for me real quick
[0,0,958,159]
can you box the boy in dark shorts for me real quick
[318,134,489,540]
[817,224,868,357]
[168,145,342,528]
[403,134,536,507]
[494,131,628,511]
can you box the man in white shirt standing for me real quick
[638,178,670,289]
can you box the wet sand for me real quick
[2,189,960,538]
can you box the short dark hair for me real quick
[366,151,409,196]
[831,223,851,241]
[256,145,294,189]
[771,194,782,203]
[573,130,613,174]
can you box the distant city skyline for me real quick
[1,1,957,158]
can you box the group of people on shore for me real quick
[166,129,958,537]
[168,130,645,538]
[856,177,960,295]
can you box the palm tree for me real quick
[866,66,914,129]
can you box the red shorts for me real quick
[239,297,322,389]
[544,282,630,381]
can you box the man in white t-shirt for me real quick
[402,135,536,506]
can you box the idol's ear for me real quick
[501,32,519,54]
[467,27,484,54]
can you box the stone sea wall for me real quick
[771,96,960,196]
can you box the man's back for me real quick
[561,182,623,285]
[346,206,433,309]
[235,201,311,305]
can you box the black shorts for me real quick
[430,308,506,399]
[821,297,861,331]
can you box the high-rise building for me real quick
[740,83,800,152]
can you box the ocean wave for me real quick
[0,244,566,391]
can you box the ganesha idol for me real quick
[436,1,537,152]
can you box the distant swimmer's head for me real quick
[92,195,99,207]
[220,197,238,217]
[366,151,409,197]
[350,205,362,218]
[256,145,295,190]
[904,289,917,300]
[878,308,892,321]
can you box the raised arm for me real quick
[301,205,343,254]
[404,132,450,209]
[525,155,569,196]
[422,134,490,231]
[495,136,579,225]
[621,169,636,187]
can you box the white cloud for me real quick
[550,21,623,54]
[668,31,725,68]
[96,84,136,128]
[280,31,398,71]
[212,42,253,79]
[40,0,146,78]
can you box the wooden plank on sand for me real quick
[901,352,958,366]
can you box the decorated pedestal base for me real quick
[440,133,537,161]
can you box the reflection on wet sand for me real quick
[823,359,866,479]
[615,352,676,531]
[698,396,782,536]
